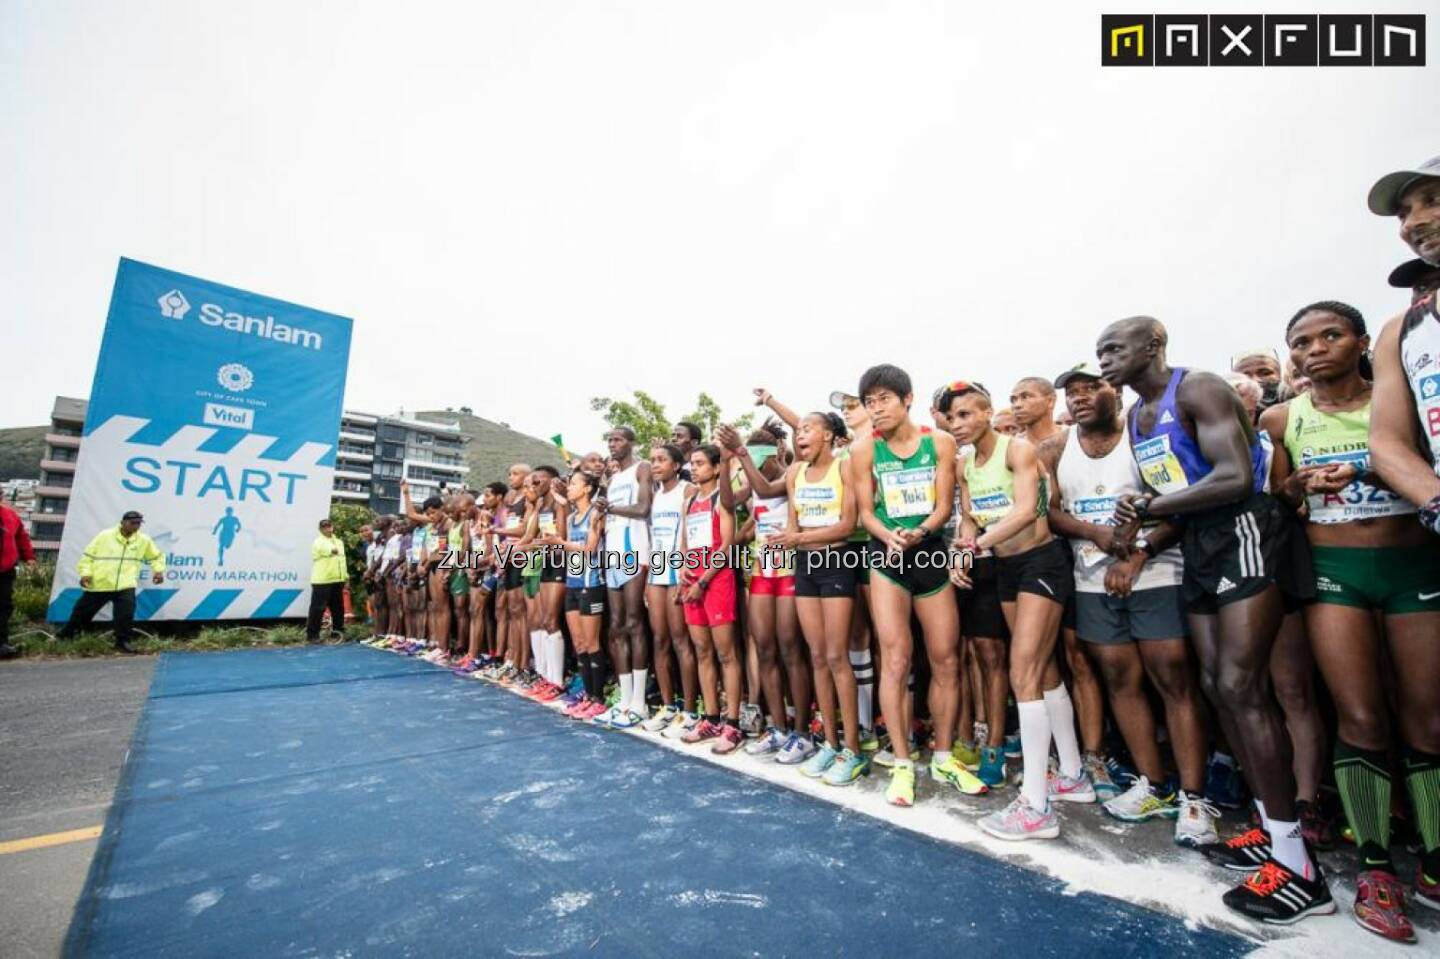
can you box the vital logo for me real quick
[158,289,191,319]
[203,402,254,430]
[198,303,324,350]
[1102,14,1425,66]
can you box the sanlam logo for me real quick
[156,290,323,351]
[158,289,190,319]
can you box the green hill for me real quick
[0,425,46,481]
[415,410,566,486]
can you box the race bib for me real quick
[1133,435,1190,495]
[1069,495,1120,567]
[880,466,936,519]
[685,509,714,549]
[539,515,558,536]
[796,486,840,528]
[968,490,1012,530]
[1299,449,1414,524]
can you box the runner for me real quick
[775,411,870,785]
[671,422,701,480]
[719,422,814,766]
[596,429,653,728]
[524,467,569,698]
[1388,257,1440,304]
[487,464,533,683]
[1103,316,1330,923]
[1262,300,1438,939]
[946,380,1082,840]
[1045,363,1215,847]
[939,386,1011,789]
[850,364,975,807]
[1368,155,1440,916]
[1231,348,1287,414]
[446,495,474,668]
[361,522,384,637]
[677,444,744,754]
[644,444,695,733]
[464,484,504,669]
[1010,377,1061,446]
[829,390,879,752]
[379,519,405,642]
[560,469,608,719]
[400,481,453,661]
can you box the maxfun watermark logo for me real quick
[158,289,191,319]
[1101,14,1425,66]
[217,362,255,393]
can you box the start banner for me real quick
[47,258,352,622]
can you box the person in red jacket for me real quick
[1,502,38,659]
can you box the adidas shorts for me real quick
[1182,493,1315,614]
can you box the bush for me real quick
[8,561,54,624]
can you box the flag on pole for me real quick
[551,433,572,464]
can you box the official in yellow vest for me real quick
[307,518,347,642]
[58,510,166,653]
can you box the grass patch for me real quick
[5,623,374,659]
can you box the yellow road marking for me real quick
[0,825,103,855]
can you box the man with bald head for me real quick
[1099,316,1329,924]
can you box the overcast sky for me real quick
[2,1,1433,467]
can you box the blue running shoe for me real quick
[1004,732,1022,760]
[822,748,870,786]
[978,745,1007,788]
[800,743,838,779]
[1205,754,1248,810]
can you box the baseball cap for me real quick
[121,510,143,521]
[828,390,860,410]
[1389,257,1440,289]
[1053,362,1104,390]
[1367,155,1440,216]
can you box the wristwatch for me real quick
[1135,536,1157,559]
[1420,494,1440,535]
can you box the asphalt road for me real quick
[0,656,155,959]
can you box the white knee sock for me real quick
[1043,684,1083,780]
[547,632,565,684]
[617,672,633,710]
[1018,699,1052,812]
[529,630,544,674]
[849,649,874,729]
[629,667,649,714]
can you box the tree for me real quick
[589,391,672,447]
[328,502,373,598]
[682,392,754,438]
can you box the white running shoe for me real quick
[745,727,786,756]
[1103,776,1177,822]
[1174,791,1221,848]
[642,705,678,733]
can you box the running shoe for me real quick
[978,794,1059,841]
[1415,866,1440,911]
[977,745,1007,789]
[712,724,745,755]
[931,755,988,795]
[562,698,589,719]
[858,726,880,753]
[951,740,981,772]
[682,718,724,745]
[1084,752,1121,801]
[800,743,839,779]
[642,705,678,733]
[872,737,918,769]
[776,732,817,766]
[581,699,609,720]
[533,683,564,703]
[610,709,644,729]
[1222,861,1335,925]
[1103,776,1176,822]
[591,705,620,727]
[1204,754,1248,810]
[1297,799,1335,851]
[1352,869,1415,942]
[1047,769,1096,804]
[746,727,786,757]
[823,748,869,787]
[663,712,699,740]
[738,703,763,738]
[1003,732,1022,760]
[1174,792,1221,848]
[885,762,916,807]
[1203,828,1272,873]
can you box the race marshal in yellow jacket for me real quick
[58,510,166,653]
[307,518,347,642]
